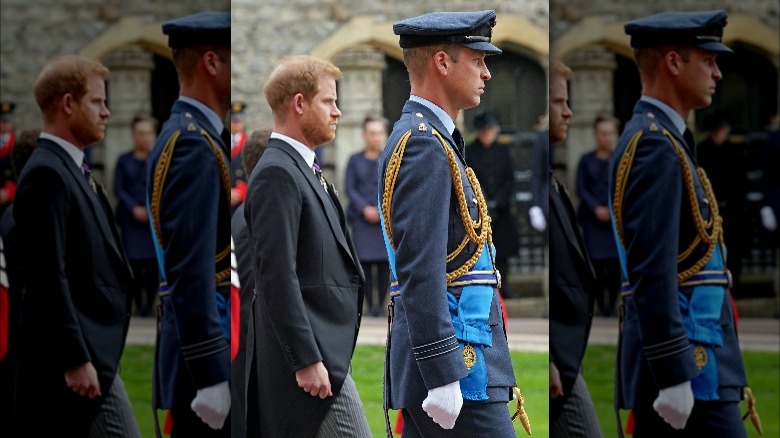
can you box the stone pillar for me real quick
[563,46,617,195]
[101,45,154,202]
[332,45,386,203]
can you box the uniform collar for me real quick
[409,95,456,136]
[640,95,687,135]
[179,95,224,134]
[270,132,316,169]
[40,132,84,167]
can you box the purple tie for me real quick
[312,161,328,192]
[81,159,97,193]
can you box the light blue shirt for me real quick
[271,132,316,171]
[640,95,687,136]
[40,132,85,169]
[410,95,456,136]
[179,95,224,134]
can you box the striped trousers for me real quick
[86,375,141,438]
[315,373,371,437]
[550,372,603,438]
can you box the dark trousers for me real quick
[401,400,515,437]
[591,258,621,317]
[632,398,747,437]
[360,261,389,317]
[129,258,158,317]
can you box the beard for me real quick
[71,110,104,146]
[300,110,335,147]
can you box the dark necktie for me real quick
[81,159,97,193]
[221,127,231,148]
[452,128,465,155]
[684,128,697,157]
[312,159,329,192]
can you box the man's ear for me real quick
[292,93,305,116]
[664,51,683,77]
[203,50,220,76]
[61,93,75,116]
[433,51,450,76]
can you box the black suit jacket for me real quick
[245,138,364,437]
[13,139,132,432]
[549,175,596,403]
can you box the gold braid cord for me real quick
[381,129,493,283]
[201,128,233,284]
[612,129,723,285]
[150,129,233,285]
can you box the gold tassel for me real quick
[511,387,532,435]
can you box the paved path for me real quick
[126,316,779,353]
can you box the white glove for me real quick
[529,205,547,232]
[422,380,463,430]
[653,380,694,430]
[761,206,777,231]
[191,380,231,429]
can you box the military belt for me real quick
[389,269,499,294]
[620,269,732,296]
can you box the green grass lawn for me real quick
[120,345,547,437]
[582,345,780,437]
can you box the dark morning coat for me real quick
[379,100,516,409]
[147,100,231,409]
[245,137,364,437]
[549,174,596,412]
[13,139,133,433]
[608,99,747,409]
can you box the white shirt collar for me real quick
[39,132,84,168]
[270,132,316,169]
[640,95,687,136]
[409,95,456,136]
[179,95,224,134]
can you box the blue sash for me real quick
[609,197,725,400]
[145,192,230,339]
[379,204,493,400]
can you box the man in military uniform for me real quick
[379,10,517,436]
[0,102,17,217]
[146,12,232,436]
[230,101,248,209]
[609,10,748,436]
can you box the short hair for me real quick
[171,45,230,78]
[242,128,272,176]
[33,55,110,121]
[634,45,691,76]
[131,114,158,132]
[264,55,342,122]
[550,61,572,81]
[593,115,619,131]
[403,44,461,78]
[11,129,41,177]
[362,114,388,131]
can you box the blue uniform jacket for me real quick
[379,100,515,408]
[609,99,747,409]
[147,99,231,408]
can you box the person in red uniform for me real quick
[230,101,248,209]
[0,102,17,217]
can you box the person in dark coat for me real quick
[14,55,139,437]
[146,12,232,436]
[345,114,390,316]
[230,128,270,438]
[114,115,158,317]
[610,11,748,435]
[696,110,748,297]
[245,55,369,438]
[576,115,621,316]
[466,110,519,297]
[548,61,603,437]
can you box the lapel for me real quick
[634,100,693,159]
[39,140,127,265]
[172,100,229,157]
[550,175,595,279]
[402,101,466,167]
[269,139,356,266]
